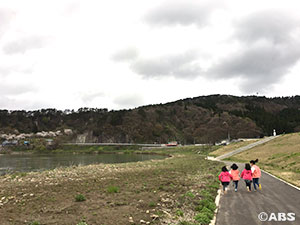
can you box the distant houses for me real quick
[2,140,18,146]
[0,129,73,147]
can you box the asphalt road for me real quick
[216,162,300,225]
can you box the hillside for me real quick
[225,133,300,187]
[1,95,300,144]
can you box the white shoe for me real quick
[224,187,228,194]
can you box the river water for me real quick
[0,153,166,175]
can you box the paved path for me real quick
[216,136,278,160]
[215,161,300,225]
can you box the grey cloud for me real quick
[124,8,300,93]
[81,92,105,103]
[130,51,202,79]
[209,42,300,93]
[0,83,37,96]
[0,65,34,77]
[204,10,300,93]
[0,66,14,77]
[0,96,47,110]
[63,1,80,15]
[235,11,297,44]
[112,47,139,62]
[113,94,144,108]
[145,1,223,27]
[0,96,18,109]
[3,36,49,55]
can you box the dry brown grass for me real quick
[227,133,300,187]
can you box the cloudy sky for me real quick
[1,0,300,110]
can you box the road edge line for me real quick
[206,156,222,225]
[261,169,300,191]
[209,189,221,225]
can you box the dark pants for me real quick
[233,180,239,189]
[253,178,260,190]
[222,182,230,191]
[245,180,252,191]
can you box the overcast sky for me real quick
[1,0,300,110]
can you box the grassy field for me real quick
[0,146,223,225]
[225,133,300,187]
[208,140,257,157]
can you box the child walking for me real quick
[250,159,262,191]
[230,163,240,192]
[218,166,233,193]
[241,163,252,192]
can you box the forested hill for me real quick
[1,95,300,144]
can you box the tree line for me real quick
[1,95,300,144]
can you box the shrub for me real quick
[107,186,119,193]
[75,194,86,202]
[29,222,40,225]
[200,207,214,220]
[76,222,88,225]
[196,199,216,212]
[194,212,211,224]
[11,172,27,179]
[207,202,216,211]
[176,209,184,217]
[200,190,214,201]
[179,221,197,225]
[185,191,195,198]
[149,201,156,207]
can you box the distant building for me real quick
[45,139,54,146]
[2,140,18,146]
[64,129,73,135]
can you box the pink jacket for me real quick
[219,171,233,182]
[241,169,252,181]
[251,165,261,178]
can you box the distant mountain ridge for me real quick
[1,95,300,144]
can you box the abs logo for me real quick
[258,212,296,222]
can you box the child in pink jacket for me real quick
[241,163,253,192]
[218,166,233,193]
[250,159,262,191]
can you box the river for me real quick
[0,153,166,175]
